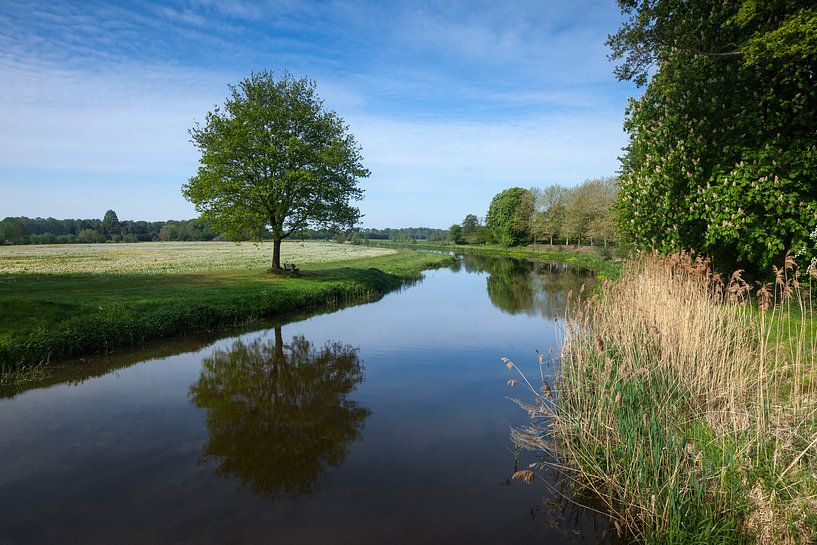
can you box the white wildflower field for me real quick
[0,241,396,275]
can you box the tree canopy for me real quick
[471,179,618,248]
[183,71,370,270]
[0,214,216,244]
[610,0,817,273]
[485,187,535,246]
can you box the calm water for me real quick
[0,254,615,545]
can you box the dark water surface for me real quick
[0,254,615,545]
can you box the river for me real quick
[0,254,616,544]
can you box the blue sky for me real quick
[0,0,638,227]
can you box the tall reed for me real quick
[510,252,817,544]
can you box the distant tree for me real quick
[0,217,27,244]
[560,178,617,246]
[183,71,370,271]
[461,214,478,240]
[587,178,619,246]
[159,223,180,241]
[459,214,489,245]
[532,185,569,245]
[77,228,105,243]
[0,215,219,245]
[102,210,120,239]
[448,224,465,245]
[486,188,534,246]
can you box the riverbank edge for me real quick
[0,251,456,373]
[360,240,622,279]
[514,253,817,544]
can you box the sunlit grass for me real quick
[0,243,452,372]
[0,240,395,275]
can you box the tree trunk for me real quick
[550,235,553,245]
[272,237,282,271]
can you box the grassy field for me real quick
[0,241,454,373]
[510,253,817,544]
[0,240,394,274]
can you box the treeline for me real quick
[0,210,448,246]
[449,177,618,247]
[0,211,216,244]
[297,226,448,242]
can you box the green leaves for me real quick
[183,70,369,259]
[486,188,534,247]
[611,0,817,274]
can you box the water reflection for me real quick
[456,254,591,317]
[189,327,370,501]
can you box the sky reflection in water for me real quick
[0,255,615,545]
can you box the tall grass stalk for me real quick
[511,252,817,544]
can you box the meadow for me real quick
[0,241,454,374]
[0,240,395,275]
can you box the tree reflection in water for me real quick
[189,327,370,501]
[461,254,592,317]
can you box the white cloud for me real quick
[350,111,626,226]
[0,0,635,225]
[0,59,220,175]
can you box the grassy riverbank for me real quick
[511,253,817,544]
[0,241,455,373]
[362,240,623,279]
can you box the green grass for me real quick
[362,240,623,280]
[0,243,455,371]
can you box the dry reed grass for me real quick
[509,251,817,544]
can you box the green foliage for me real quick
[448,224,465,244]
[610,0,817,273]
[737,1,817,66]
[0,214,217,244]
[562,177,618,246]
[486,187,534,246]
[77,228,105,243]
[101,210,120,238]
[183,70,369,269]
[0,218,28,244]
[531,185,568,244]
[459,213,487,244]
[530,179,619,246]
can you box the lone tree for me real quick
[183,71,370,271]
